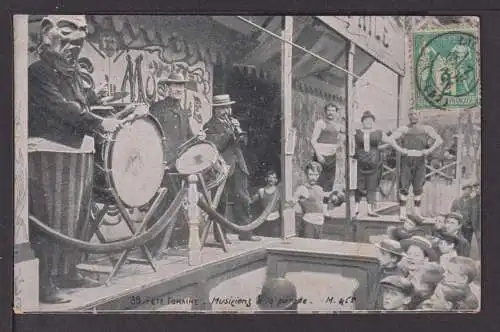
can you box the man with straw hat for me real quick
[204,94,260,242]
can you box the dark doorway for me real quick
[216,65,281,189]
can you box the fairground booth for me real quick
[14,15,478,311]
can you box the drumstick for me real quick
[176,129,208,152]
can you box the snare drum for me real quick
[175,142,228,190]
[93,113,166,207]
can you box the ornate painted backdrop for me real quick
[28,15,245,132]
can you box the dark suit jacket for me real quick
[149,97,193,167]
[203,117,249,175]
[28,58,102,149]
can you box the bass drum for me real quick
[93,112,166,208]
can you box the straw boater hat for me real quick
[400,236,439,262]
[212,94,236,108]
[375,239,404,256]
[361,110,376,122]
[158,72,188,84]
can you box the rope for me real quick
[198,186,280,233]
[28,188,185,254]
[236,16,397,98]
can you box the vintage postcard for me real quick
[14,15,481,313]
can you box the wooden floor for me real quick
[37,235,281,312]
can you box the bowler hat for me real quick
[258,278,298,310]
[380,276,414,296]
[400,236,439,262]
[158,72,188,84]
[361,110,376,122]
[375,239,404,256]
[212,94,236,107]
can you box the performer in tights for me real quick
[353,110,390,218]
[387,110,443,223]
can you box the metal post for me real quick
[345,41,355,239]
[280,16,295,239]
[396,74,403,200]
[187,175,202,266]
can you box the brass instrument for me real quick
[221,113,245,139]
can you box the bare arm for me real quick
[423,125,443,154]
[250,188,264,204]
[385,126,409,155]
[310,120,324,155]
[378,131,391,150]
[293,186,309,203]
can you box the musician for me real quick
[386,110,443,223]
[311,103,345,191]
[204,94,260,242]
[28,15,122,303]
[148,72,204,252]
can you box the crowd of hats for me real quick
[374,207,480,311]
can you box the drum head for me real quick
[109,117,165,207]
[176,143,218,174]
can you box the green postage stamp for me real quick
[413,29,479,110]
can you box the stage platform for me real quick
[37,235,279,312]
[35,235,382,312]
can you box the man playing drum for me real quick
[148,72,205,253]
[386,110,443,223]
[28,15,123,303]
[204,94,260,242]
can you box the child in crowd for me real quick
[372,239,405,308]
[420,282,467,311]
[293,161,333,239]
[400,236,439,281]
[379,275,414,311]
[251,169,281,238]
[408,262,444,309]
[442,212,470,256]
[443,256,479,310]
[436,229,460,269]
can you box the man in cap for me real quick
[204,94,259,242]
[386,110,443,223]
[379,275,414,311]
[371,239,405,308]
[29,15,122,303]
[436,229,461,268]
[451,179,478,246]
[443,212,470,256]
[257,277,299,312]
[148,71,205,253]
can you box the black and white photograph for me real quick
[13,14,481,313]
